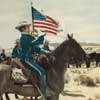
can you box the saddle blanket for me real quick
[12,67,28,84]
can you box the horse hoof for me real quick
[34,97,38,100]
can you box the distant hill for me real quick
[4,42,100,56]
[50,42,100,49]
[80,42,100,46]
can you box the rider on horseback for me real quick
[15,21,47,99]
[12,39,21,59]
[12,39,24,68]
[0,49,6,61]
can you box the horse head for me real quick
[52,34,86,67]
[66,34,86,63]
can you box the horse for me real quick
[0,34,86,100]
[0,57,19,100]
[67,58,84,68]
[67,52,90,68]
[95,53,100,67]
[87,52,100,67]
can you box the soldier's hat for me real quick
[15,21,31,30]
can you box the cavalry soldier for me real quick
[12,39,21,58]
[0,49,6,61]
[15,21,47,99]
[12,39,24,68]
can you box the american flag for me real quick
[31,7,58,35]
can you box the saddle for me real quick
[11,64,37,85]
[3,54,50,85]
[12,67,28,84]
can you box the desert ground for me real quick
[2,45,100,100]
[2,66,100,100]
[61,67,100,100]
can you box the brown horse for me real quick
[0,34,86,100]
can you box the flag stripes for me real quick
[34,21,58,28]
[46,16,58,25]
[32,7,58,35]
[34,16,58,34]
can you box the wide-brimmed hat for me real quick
[15,21,31,30]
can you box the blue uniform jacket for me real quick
[20,33,45,60]
[12,46,22,58]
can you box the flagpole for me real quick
[30,1,34,32]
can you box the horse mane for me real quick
[52,39,69,57]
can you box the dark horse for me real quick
[0,34,86,100]
[87,52,100,67]
[67,57,84,68]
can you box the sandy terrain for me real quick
[60,67,100,100]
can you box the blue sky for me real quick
[0,0,100,48]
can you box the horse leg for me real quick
[34,96,38,100]
[76,64,78,68]
[96,61,99,67]
[5,93,10,100]
[79,63,81,68]
[15,94,19,99]
[1,96,3,100]
[0,94,3,100]
[86,59,90,68]
[5,93,19,100]
[30,97,33,100]
[67,64,70,68]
